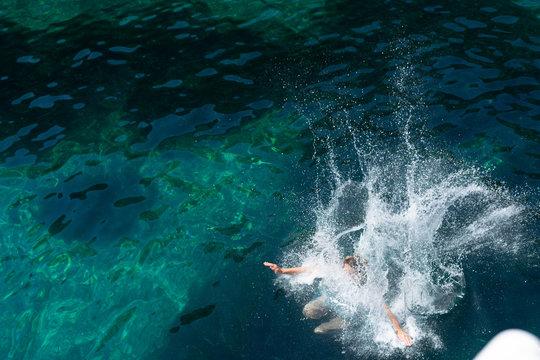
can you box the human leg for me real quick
[313,317,346,334]
[302,295,328,319]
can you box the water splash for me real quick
[280,41,527,357]
[283,141,525,356]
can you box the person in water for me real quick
[264,255,413,346]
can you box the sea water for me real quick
[0,0,539,359]
[277,46,533,357]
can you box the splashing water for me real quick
[279,42,526,357]
[281,145,524,357]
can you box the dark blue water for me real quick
[0,0,539,359]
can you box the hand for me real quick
[264,262,283,274]
[396,329,413,347]
[383,303,413,347]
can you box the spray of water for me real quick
[279,40,526,356]
[282,139,525,356]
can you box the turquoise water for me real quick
[0,0,539,359]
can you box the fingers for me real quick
[263,262,280,273]
[398,332,413,346]
[404,335,413,346]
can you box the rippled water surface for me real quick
[1,0,539,359]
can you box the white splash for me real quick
[280,144,523,356]
[280,40,526,356]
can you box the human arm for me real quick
[383,303,413,346]
[263,262,308,275]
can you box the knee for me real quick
[303,301,327,319]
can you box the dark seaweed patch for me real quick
[44,192,57,200]
[203,241,224,254]
[48,214,71,236]
[224,241,262,263]
[69,183,108,200]
[179,305,216,326]
[97,307,137,352]
[139,204,169,221]
[169,326,180,333]
[214,215,249,236]
[64,171,83,183]
[113,196,146,207]
[8,194,37,210]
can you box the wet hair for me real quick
[343,255,368,286]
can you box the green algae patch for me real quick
[113,196,146,207]
[138,240,161,265]
[108,267,131,283]
[115,237,139,248]
[8,194,37,210]
[47,252,71,268]
[137,228,185,265]
[97,306,137,352]
[69,243,98,258]
[0,168,26,179]
[162,175,194,192]
[139,204,169,221]
[139,176,156,188]
[30,249,54,265]
[27,223,45,239]
[138,238,170,265]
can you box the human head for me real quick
[342,255,368,285]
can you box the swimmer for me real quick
[264,256,413,346]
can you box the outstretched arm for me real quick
[264,262,308,275]
[383,303,413,346]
